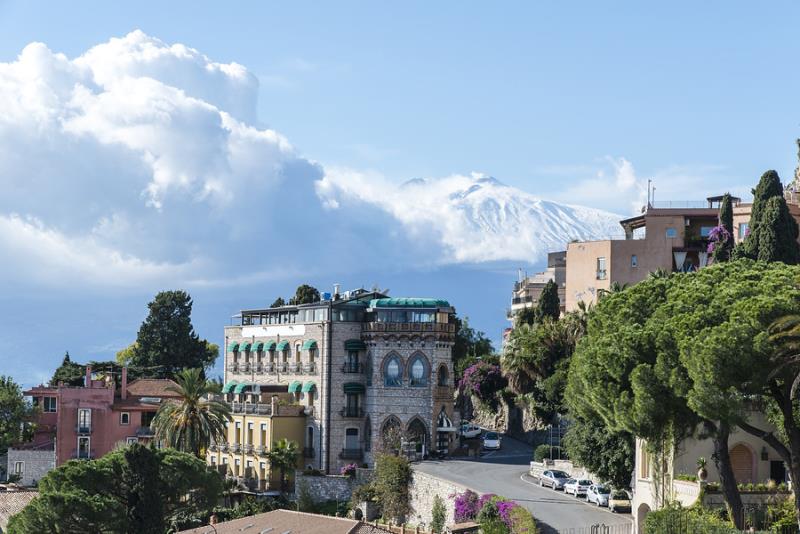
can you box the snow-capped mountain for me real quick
[318,171,624,264]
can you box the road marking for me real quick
[518,473,633,522]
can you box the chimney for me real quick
[121,367,128,400]
[333,283,341,298]
[85,365,92,389]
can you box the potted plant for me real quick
[697,457,708,482]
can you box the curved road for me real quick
[415,435,632,533]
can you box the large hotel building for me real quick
[214,288,459,476]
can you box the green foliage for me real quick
[562,416,633,488]
[712,193,735,263]
[508,505,538,534]
[213,496,290,522]
[533,444,552,462]
[430,495,446,534]
[289,284,320,305]
[267,438,299,494]
[515,306,537,327]
[453,316,495,379]
[127,290,218,378]
[50,352,85,386]
[296,480,316,512]
[0,376,35,455]
[643,502,737,534]
[372,453,412,523]
[151,368,231,457]
[535,280,560,323]
[271,297,286,308]
[7,445,222,534]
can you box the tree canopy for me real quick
[125,291,218,379]
[711,193,735,263]
[0,376,35,456]
[7,444,222,533]
[452,316,495,379]
[289,284,320,305]
[270,297,286,308]
[535,280,560,323]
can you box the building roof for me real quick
[368,297,450,308]
[0,490,37,531]
[177,509,392,534]
[125,378,180,398]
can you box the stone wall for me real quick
[295,468,373,503]
[408,469,471,530]
[7,448,55,487]
[529,459,594,481]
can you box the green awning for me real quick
[227,342,240,352]
[343,382,365,394]
[302,382,316,393]
[276,340,290,351]
[288,380,302,393]
[240,342,252,352]
[263,340,277,351]
[301,339,317,350]
[344,339,366,351]
[234,383,250,394]
[253,341,264,352]
[222,381,237,394]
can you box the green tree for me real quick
[267,438,299,494]
[151,368,231,457]
[453,316,495,379]
[127,291,218,378]
[562,416,634,488]
[271,297,286,308]
[115,343,138,366]
[372,453,412,523]
[535,280,561,322]
[0,376,36,455]
[711,193,735,263]
[49,352,85,386]
[289,284,320,305]
[7,445,222,534]
[430,495,446,534]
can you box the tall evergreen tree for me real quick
[122,444,164,533]
[711,193,735,263]
[535,280,561,323]
[738,170,786,259]
[756,196,800,264]
[270,297,286,308]
[289,284,320,305]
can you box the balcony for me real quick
[219,442,229,452]
[71,449,95,460]
[230,402,273,415]
[136,426,155,438]
[303,447,315,458]
[244,444,254,454]
[227,363,238,372]
[256,445,268,455]
[339,448,363,460]
[286,363,301,374]
[596,270,607,281]
[303,363,317,374]
[276,363,288,373]
[340,407,365,418]
[75,424,92,434]
[208,443,218,452]
[341,362,363,374]
[230,443,241,453]
[362,322,456,335]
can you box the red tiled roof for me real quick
[177,509,392,534]
[0,490,37,530]
[125,379,180,398]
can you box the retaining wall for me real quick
[409,469,471,530]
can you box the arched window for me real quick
[437,365,449,387]
[408,354,429,387]
[295,343,302,363]
[307,426,314,448]
[381,417,402,451]
[384,355,402,387]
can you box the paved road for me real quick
[415,434,632,533]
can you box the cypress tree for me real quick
[712,193,734,263]
[738,170,785,259]
[535,280,561,322]
[756,196,800,264]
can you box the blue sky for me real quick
[1,1,800,385]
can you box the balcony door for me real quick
[78,408,91,431]
[345,428,359,450]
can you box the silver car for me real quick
[539,470,571,490]
[564,478,593,497]
[586,484,611,506]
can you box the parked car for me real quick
[564,478,593,497]
[539,470,571,490]
[609,490,631,513]
[586,484,611,506]
[461,423,482,439]
[482,431,501,450]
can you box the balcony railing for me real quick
[75,424,92,434]
[342,362,363,373]
[596,270,607,280]
[256,445,268,455]
[340,407,365,418]
[303,447,315,458]
[136,426,155,438]
[230,402,273,415]
[340,448,363,460]
[230,443,241,453]
[303,363,317,374]
[286,363,301,374]
[244,444,254,454]
[219,443,229,452]
[71,449,95,460]
[362,322,456,334]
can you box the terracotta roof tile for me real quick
[125,379,180,398]
[0,490,37,530]
[177,509,392,534]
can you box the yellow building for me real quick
[208,386,306,492]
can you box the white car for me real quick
[586,484,611,507]
[539,470,571,490]
[461,423,482,439]
[482,431,501,450]
[564,478,593,497]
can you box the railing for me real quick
[596,270,607,280]
[286,363,301,374]
[227,363,237,371]
[244,444,254,454]
[362,322,456,334]
[340,407,365,418]
[230,443,241,453]
[256,446,268,455]
[75,424,92,434]
[511,296,534,305]
[342,362,363,373]
[303,447,315,458]
[303,363,317,374]
[340,448,363,460]
[276,363,288,373]
[136,426,155,438]
[219,443,229,452]
[209,443,218,452]
[71,449,95,460]
[230,402,273,415]
[650,200,710,209]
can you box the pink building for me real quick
[24,366,179,465]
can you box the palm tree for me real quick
[597,281,629,299]
[267,438,299,494]
[768,314,800,397]
[151,368,231,457]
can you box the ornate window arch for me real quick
[437,365,449,387]
[383,353,403,387]
[407,352,430,387]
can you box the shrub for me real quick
[430,495,446,534]
[644,502,738,534]
[459,362,507,408]
[340,463,358,478]
[296,481,315,512]
[533,445,550,463]
[372,454,412,523]
[453,490,481,522]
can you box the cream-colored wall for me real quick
[566,240,611,310]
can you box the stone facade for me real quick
[6,448,56,487]
[409,469,469,530]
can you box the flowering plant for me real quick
[458,362,507,406]
[340,463,358,478]
[706,225,732,254]
[452,489,480,522]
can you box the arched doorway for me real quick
[637,503,651,532]
[406,417,429,457]
[730,443,754,483]
[381,416,402,452]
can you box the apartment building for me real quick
[508,251,566,322]
[222,288,459,473]
[565,195,800,311]
[208,388,305,492]
[23,366,178,467]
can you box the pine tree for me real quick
[535,280,561,322]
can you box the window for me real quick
[307,427,314,447]
[666,227,678,238]
[13,461,23,475]
[210,456,216,465]
[78,436,91,459]
[408,355,429,387]
[739,222,749,239]
[43,397,57,413]
[295,343,302,363]
[78,408,91,431]
[384,356,402,387]
[437,366,449,387]
[345,428,359,450]
[309,348,317,363]
[631,255,638,268]
[640,447,650,479]
[596,257,607,280]
[700,226,714,237]
[120,412,130,426]
[126,437,138,445]
[260,423,268,446]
